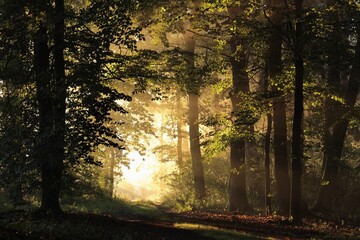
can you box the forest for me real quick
[0,0,359,239]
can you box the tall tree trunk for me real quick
[267,0,291,216]
[314,33,360,212]
[313,6,341,212]
[228,34,251,212]
[272,70,291,215]
[263,61,272,215]
[265,113,273,215]
[290,0,304,222]
[109,149,116,198]
[189,93,206,199]
[176,89,183,166]
[38,0,66,215]
[184,6,206,199]
[34,22,63,214]
[314,0,343,212]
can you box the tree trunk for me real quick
[262,60,272,215]
[229,134,250,211]
[189,93,206,199]
[53,0,66,176]
[184,9,206,199]
[290,0,304,222]
[34,22,63,215]
[176,89,183,166]
[272,86,291,215]
[36,0,66,215]
[313,7,342,212]
[265,113,272,215]
[314,32,360,212]
[109,149,116,198]
[228,35,251,212]
[268,19,291,216]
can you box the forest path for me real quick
[110,203,360,239]
[1,202,359,239]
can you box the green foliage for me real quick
[0,0,166,207]
[163,156,228,212]
[65,0,141,165]
[161,47,218,95]
[63,194,164,218]
[0,1,39,200]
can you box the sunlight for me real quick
[115,112,177,203]
[116,151,176,203]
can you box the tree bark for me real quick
[36,0,66,215]
[176,89,183,166]
[189,93,206,199]
[266,0,292,215]
[184,5,206,199]
[313,7,341,212]
[264,107,272,215]
[34,22,63,214]
[228,34,251,212]
[265,113,272,215]
[263,61,272,215]
[268,16,291,216]
[53,0,66,170]
[109,149,116,198]
[290,0,304,222]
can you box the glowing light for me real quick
[116,151,176,202]
[115,112,178,203]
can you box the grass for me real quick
[63,195,166,219]
[1,195,267,240]
[174,223,268,240]
[2,194,359,239]
[0,191,166,220]
[62,198,269,239]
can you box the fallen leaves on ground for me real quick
[1,208,360,239]
[156,209,360,239]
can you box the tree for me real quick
[34,19,63,214]
[227,5,252,212]
[314,1,360,212]
[266,0,291,216]
[140,0,209,200]
[0,82,36,205]
[0,0,39,206]
[33,0,67,214]
[264,108,273,215]
[31,0,143,214]
[290,0,304,222]
[185,2,207,199]
[176,89,184,166]
[262,60,272,215]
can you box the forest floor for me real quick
[1,199,360,240]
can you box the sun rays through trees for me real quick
[0,0,360,238]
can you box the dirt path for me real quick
[1,207,359,239]
[121,205,360,239]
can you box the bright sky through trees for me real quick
[117,112,177,202]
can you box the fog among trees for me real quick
[0,0,359,239]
